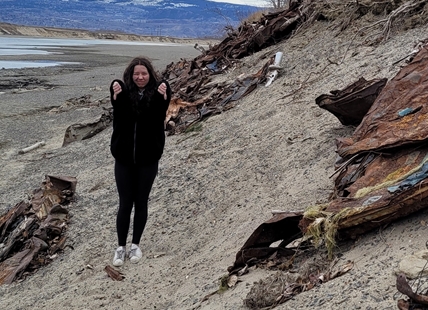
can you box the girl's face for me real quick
[133,65,150,89]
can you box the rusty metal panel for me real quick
[0,175,76,285]
[232,44,428,269]
[316,77,387,126]
[337,46,428,157]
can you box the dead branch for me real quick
[382,0,427,42]
[340,18,387,64]
[104,265,125,281]
[340,0,426,63]
[396,273,428,305]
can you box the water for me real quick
[0,36,182,69]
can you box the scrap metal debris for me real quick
[62,108,113,146]
[230,212,303,270]
[298,43,428,247]
[0,175,76,285]
[228,40,428,308]
[315,77,388,126]
[61,3,312,140]
[160,0,428,136]
[162,51,272,135]
[160,2,313,135]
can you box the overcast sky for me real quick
[208,0,267,7]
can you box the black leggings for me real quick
[114,160,158,246]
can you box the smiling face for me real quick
[132,65,150,89]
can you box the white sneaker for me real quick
[129,244,142,263]
[113,246,126,266]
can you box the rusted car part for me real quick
[63,108,113,146]
[315,77,387,126]
[396,273,428,309]
[298,45,428,247]
[0,175,76,285]
[231,43,428,269]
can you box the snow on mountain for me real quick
[0,0,260,38]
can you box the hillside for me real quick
[1,1,428,309]
[0,22,203,44]
[0,0,260,38]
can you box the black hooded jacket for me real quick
[109,79,171,166]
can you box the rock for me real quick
[397,250,428,279]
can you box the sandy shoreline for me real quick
[1,20,428,310]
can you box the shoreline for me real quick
[0,22,219,45]
[0,36,204,69]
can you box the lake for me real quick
[0,36,183,69]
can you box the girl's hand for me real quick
[112,81,122,100]
[157,82,167,100]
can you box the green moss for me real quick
[218,274,230,293]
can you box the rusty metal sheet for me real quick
[164,59,272,134]
[0,237,47,285]
[230,212,302,270]
[62,109,113,146]
[316,77,387,126]
[0,175,76,285]
[337,46,428,157]
[0,201,30,237]
[232,43,428,269]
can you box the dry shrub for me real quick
[241,9,271,25]
[306,0,428,36]
[244,272,289,309]
[244,250,331,309]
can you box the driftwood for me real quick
[0,175,76,285]
[18,141,46,154]
[104,265,125,281]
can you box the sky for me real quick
[208,0,267,7]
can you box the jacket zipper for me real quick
[133,121,137,164]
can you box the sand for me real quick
[1,20,428,310]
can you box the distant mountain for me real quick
[0,0,262,38]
